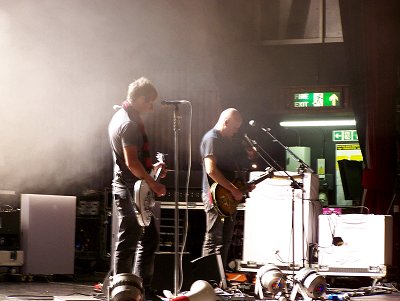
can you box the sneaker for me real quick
[93,282,103,293]
[144,287,164,301]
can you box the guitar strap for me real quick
[122,101,153,171]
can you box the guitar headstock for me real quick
[156,152,166,164]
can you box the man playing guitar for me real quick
[104,77,166,301]
[200,108,255,269]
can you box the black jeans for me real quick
[202,194,237,268]
[112,188,159,288]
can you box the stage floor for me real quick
[0,273,399,301]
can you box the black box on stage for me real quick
[0,210,20,250]
[0,210,20,235]
[191,253,227,289]
[152,252,192,292]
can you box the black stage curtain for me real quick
[339,0,400,214]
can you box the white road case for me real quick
[318,214,392,277]
[240,171,320,272]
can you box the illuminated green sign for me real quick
[293,92,341,108]
[332,130,358,142]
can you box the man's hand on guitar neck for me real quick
[247,183,256,193]
[150,162,167,196]
[152,161,168,178]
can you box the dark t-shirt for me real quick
[108,108,144,189]
[200,128,248,195]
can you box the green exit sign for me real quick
[293,92,341,108]
[332,130,358,142]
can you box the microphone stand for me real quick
[245,133,302,189]
[255,127,311,274]
[244,134,275,171]
[260,127,314,174]
[171,104,182,296]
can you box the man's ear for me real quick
[135,95,146,103]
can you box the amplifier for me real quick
[77,193,104,216]
[0,210,20,250]
[0,190,18,207]
[156,188,202,203]
[0,210,20,235]
[77,199,100,216]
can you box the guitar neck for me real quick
[153,153,165,182]
[247,170,274,185]
[154,168,162,181]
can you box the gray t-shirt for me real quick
[108,108,143,189]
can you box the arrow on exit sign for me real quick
[332,130,358,141]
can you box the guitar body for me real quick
[134,153,165,227]
[211,179,246,217]
[134,174,156,227]
[211,168,274,217]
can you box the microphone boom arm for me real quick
[263,128,314,174]
[244,134,275,171]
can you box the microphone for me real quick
[113,105,122,111]
[161,100,190,105]
[244,134,257,151]
[249,120,256,127]
[248,120,270,132]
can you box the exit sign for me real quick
[332,130,358,142]
[293,92,341,108]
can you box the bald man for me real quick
[200,108,251,268]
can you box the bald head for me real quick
[215,108,242,138]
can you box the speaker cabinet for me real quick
[21,194,76,275]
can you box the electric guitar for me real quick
[134,152,165,226]
[210,168,275,217]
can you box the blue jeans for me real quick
[202,194,237,268]
[112,188,159,288]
